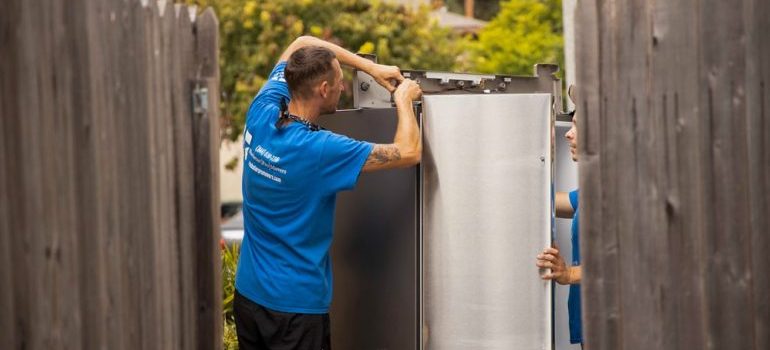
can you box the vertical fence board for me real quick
[76,1,111,348]
[0,0,20,348]
[193,8,222,350]
[0,63,14,347]
[576,0,624,348]
[698,1,755,349]
[160,2,182,349]
[124,2,149,347]
[138,3,162,347]
[745,0,770,348]
[649,0,708,349]
[171,4,199,349]
[20,1,49,348]
[104,1,130,348]
[574,0,611,349]
[144,2,170,348]
[617,1,666,349]
[0,106,14,348]
[51,1,85,348]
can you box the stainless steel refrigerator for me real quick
[321,65,563,350]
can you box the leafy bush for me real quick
[461,0,563,76]
[221,240,240,349]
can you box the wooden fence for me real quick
[0,1,221,349]
[575,0,769,349]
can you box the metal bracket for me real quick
[192,85,209,114]
[353,63,564,110]
[423,71,495,86]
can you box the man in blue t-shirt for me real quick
[536,86,584,347]
[233,35,423,350]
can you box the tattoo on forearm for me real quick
[366,145,401,166]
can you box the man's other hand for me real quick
[394,79,422,102]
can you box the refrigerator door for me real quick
[421,94,553,350]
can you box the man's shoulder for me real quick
[317,130,371,153]
[317,129,362,145]
[267,61,287,82]
[246,101,280,126]
[569,189,579,211]
[250,61,291,110]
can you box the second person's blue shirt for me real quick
[568,189,583,344]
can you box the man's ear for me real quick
[319,80,329,99]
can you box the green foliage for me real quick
[221,241,240,349]
[185,0,462,141]
[444,0,502,21]
[461,0,563,76]
[223,320,238,350]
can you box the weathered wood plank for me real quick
[698,1,755,349]
[615,1,667,349]
[193,8,222,350]
[49,1,86,348]
[158,2,182,348]
[102,1,131,348]
[121,1,149,347]
[0,0,19,348]
[171,4,199,349]
[745,0,770,348]
[0,77,15,350]
[74,1,114,349]
[0,107,15,349]
[649,0,707,349]
[19,1,55,348]
[135,2,162,348]
[574,0,609,348]
[144,2,174,347]
[575,0,624,349]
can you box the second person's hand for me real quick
[536,246,571,285]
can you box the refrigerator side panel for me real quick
[321,109,419,350]
[421,94,553,350]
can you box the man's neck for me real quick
[287,100,321,123]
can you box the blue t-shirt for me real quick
[235,62,373,314]
[568,189,583,344]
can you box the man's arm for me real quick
[555,191,575,218]
[362,79,422,172]
[279,36,403,92]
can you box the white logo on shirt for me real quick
[271,71,286,83]
[244,130,252,145]
[246,144,286,183]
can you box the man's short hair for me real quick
[285,46,337,99]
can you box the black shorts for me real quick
[234,289,332,350]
